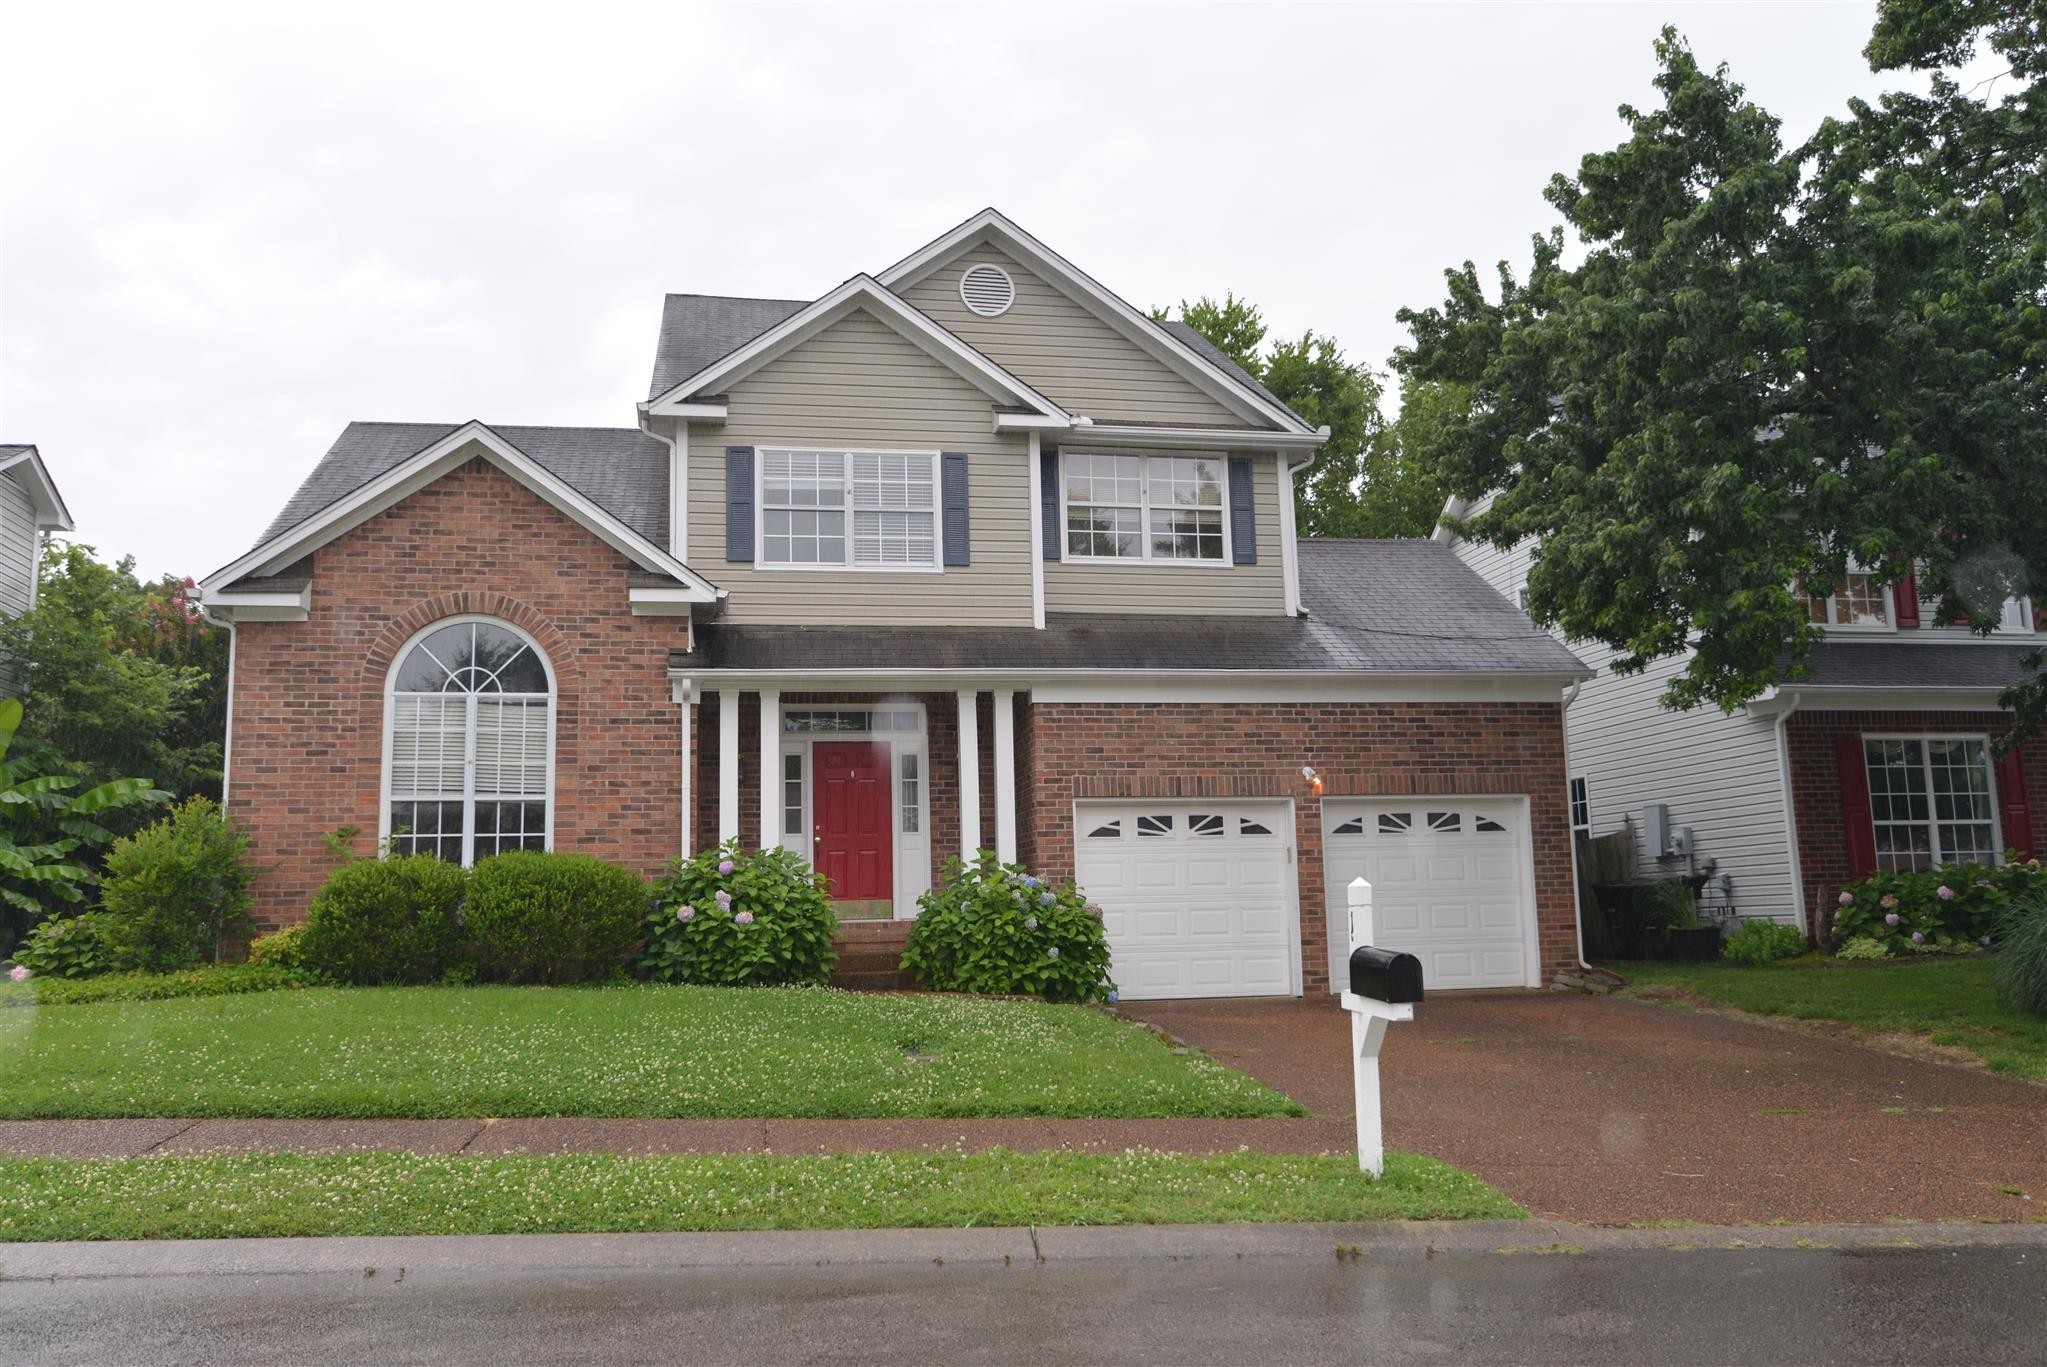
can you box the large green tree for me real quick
[0,544,226,810]
[1394,2,2047,735]
[1155,296,1443,537]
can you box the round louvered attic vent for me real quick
[959,263,1015,317]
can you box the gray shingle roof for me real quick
[678,540,1588,678]
[0,445,32,459]
[1794,638,2041,691]
[647,294,808,401]
[252,421,668,552]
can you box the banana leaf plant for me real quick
[0,697,168,954]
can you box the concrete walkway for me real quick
[1127,993,2047,1226]
[0,1114,1352,1160]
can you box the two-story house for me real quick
[1440,495,2043,939]
[201,210,1588,998]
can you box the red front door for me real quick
[812,741,894,901]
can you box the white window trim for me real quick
[1569,776,1590,835]
[754,446,946,574]
[1058,450,1234,568]
[1808,566,1896,633]
[1862,732,2003,868]
[378,615,557,866]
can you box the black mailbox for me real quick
[1349,945,1424,1004]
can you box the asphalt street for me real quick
[1,1226,2039,1365]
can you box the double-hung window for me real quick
[1863,736,1999,870]
[1064,452,1225,563]
[1806,571,1891,628]
[760,448,936,569]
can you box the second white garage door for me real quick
[1076,801,1295,1000]
[1322,798,1537,991]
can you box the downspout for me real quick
[220,619,237,810]
[1773,690,1808,939]
[1560,679,1594,973]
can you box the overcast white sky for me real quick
[0,1,1946,579]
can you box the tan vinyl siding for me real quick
[1044,449,1286,616]
[898,240,1249,428]
[690,308,1033,626]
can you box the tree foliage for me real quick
[0,544,225,806]
[1153,296,1443,537]
[1393,2,2047,728]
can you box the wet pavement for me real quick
[1125,993,2047,1224]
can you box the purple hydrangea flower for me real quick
[1106,990,1120,1004]
[1937,885,1955,901]
[714,889,733,907]
[1021,875,1038,889]
[1039,891,1055,906]
[1046,946,1060,959]
[734,910,755,926]
[7,965,28,983]
[1838,892,1855,907]
[676,904,695,922]
[717,859,736,875]
[1912,931,1926,944]
[1885,912,1901,926]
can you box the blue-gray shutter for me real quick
[725,447,754,562]
[1227,456,1257,565]
[1040,447,1061,560]
[941,452,970,566]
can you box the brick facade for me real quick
[227,455,689,928]
[1786,709,2047,935]
[1024,701,1579,993]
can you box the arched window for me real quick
[386,618,553,864]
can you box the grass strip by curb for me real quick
[0,983,1300,1120]
[0,1150,1524,1242]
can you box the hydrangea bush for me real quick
[1830,856,2044,957]
[901,852,1113,1004]
[10,911,122,979]
[636,841,837,986]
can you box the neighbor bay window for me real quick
[387,619,552,864]
[760,448,937,569]
[1863,736,1998,870]
[1064,452,1225,562]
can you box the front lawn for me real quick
[1614,956,2047,1079]
[0,983,1299,1119]
[0,1150,1523,1241]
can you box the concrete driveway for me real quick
[1124,993,2047,1225]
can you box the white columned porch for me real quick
[992,689,1016,862]
[758,689,781,850]
[957,689,981,859]
[717,689,739,844]
[678,690,693,859]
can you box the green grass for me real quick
[0,1150,1523,1241]
[0,983,1300,1119]
[1614,956,2047,1079]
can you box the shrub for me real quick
[1720,918,1808,966]
[1994,891,2047,1017]
[1836,936,1893,961]
[300,855,468,985]
[246,922,310,972]
[637,840,837,987]
[465,851,645,984]
[11,910,123,979]
[96,798,254,973]
[902,852,1113,1003]
[1830,857,2040,954]
[3,963,307,1008]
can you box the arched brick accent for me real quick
[227,458,687,928]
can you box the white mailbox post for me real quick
[1337,876,1417,1178]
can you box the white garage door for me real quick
[1323,798,1535,991]
[1076,801,1295,1000]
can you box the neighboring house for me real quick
[0,445,73,620]
[201,210,1588,998]
[1439,494,2043,936]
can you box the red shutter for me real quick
[1836,733,1878,878]
[1997,748,2033,859]
[1893,569,1920,628]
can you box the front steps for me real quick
[831,919,917,992]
